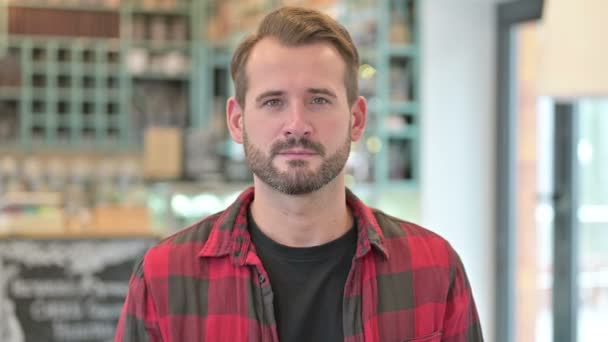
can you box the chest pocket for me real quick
[403,331,442,342]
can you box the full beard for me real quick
[243,131,351,195]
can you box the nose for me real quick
[282,103,312,138]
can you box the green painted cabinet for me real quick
[0,0,420,190]
[0,0,207,151]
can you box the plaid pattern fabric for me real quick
[115,187,483,342]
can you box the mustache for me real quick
[270,137,326,157]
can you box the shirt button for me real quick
[234,250,241,257]
[259,274,266,283]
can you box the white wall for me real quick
[420,1,496,340]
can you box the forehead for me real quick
[245,37,346,90]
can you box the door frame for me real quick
[495,1,544,342]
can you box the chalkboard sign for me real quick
[0,237,157,342]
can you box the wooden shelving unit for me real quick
[1,0,420,191]
[0,0,207,151]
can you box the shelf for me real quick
[0,87,20,100]
[5,1,195,18]
[131,40,190,51]
[9,35,120,46]
[130,5,191,16]
[7,1,119,13]
[30,63,122,75]
[0,144,141,155]
[3,0,420,187]
[131,72,190,81]
[16,89,122,101]
[30,115,45,127]
[0,191,63,207]
[0,230,161,239]
[4,140,138,152]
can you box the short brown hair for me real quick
[230,6,360,108]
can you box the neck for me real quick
[250,176,353,248]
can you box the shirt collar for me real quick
[198,186,389,264]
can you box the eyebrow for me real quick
[308,88,337,98]
[254,88,338,104]
[255,90,284,104]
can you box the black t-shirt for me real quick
[249,211,357,342]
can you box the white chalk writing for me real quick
[30,299,83,321]
[52,322,116,341]
[0,240,152,274]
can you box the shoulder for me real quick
[139,211,224,276]
[371,209,461,268]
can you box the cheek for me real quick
[244,118,280,144]
[321,119,351,140]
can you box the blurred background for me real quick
[0,0,605,341]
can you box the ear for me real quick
[350,96,367,142]
[226,97,244,144]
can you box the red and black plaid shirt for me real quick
[115,187,483,341]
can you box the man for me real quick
[116,6,483,342]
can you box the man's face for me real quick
[233,37,364,195]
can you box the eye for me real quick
[263,99,282,107]
[311,97,330,105]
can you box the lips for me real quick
[278,149,318,156]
